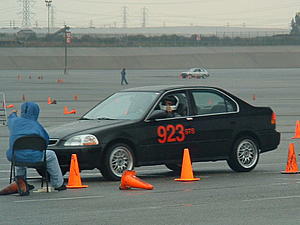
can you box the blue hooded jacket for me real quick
[6,102,49,163]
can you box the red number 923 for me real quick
[157,124,185,144]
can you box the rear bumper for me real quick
[258,130,281,153]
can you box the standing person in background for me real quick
[121,68,128,85]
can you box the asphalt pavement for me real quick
[0,68,300,225]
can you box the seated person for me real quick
[159,95,181,118]
[6,102,66,193]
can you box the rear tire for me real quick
[227,136,259,172]
[100,143,135,181]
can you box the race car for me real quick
[179,68,209,79]
[47,85,280,181]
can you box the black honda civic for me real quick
[47,85,280,180]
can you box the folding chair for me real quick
[9,135,49,192]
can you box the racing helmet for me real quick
[159,95,179,111]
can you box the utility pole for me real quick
[122,6,127,28]
[45,0,52,34]
[51,5,55,29]
[64,25,71,74]
[89,20,94,28]
[142,7,148,28]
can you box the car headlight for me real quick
[64,134,99,146]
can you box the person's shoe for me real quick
[54,184,67,191]
[28,184,35,191]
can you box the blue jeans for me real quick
[16,150,64,188]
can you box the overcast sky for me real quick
[0,0,299,29]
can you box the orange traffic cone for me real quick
[64,106,76,114]
[175,148,200,181]
[119,170,154,190]
[281,143,300,174]
[57,79,64,83]
[47,96,56,104]
[66,154,88,188]
[64,106,69,114]
[252,94,256,101]
[0,182,18,195]
[73,95,78,101]
[5,104,15,109]
[292,121,300,139]
[68,109,76,114]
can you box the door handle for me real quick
[186,117,193,121]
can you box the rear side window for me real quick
[191,91,237,115]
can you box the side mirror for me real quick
[148,110,167,120]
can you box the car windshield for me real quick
[82,91,159,120]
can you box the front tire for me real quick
[227,136,259,172]
[100,143,135,181]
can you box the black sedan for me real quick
[47,85,280,181]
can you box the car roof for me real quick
[119,85,224,93]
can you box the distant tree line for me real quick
[1,33,300,47]
[291,12,300,35]
[1,13,300,47]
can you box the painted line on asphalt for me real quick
[243,195,300,202]
[14,195,104,203]
[259,163,285,165]
[90,203,207,213]
[275,177,300,181]
[270,182,289,185]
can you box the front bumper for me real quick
[48,146,103,170]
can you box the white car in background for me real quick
[179,68,209,79]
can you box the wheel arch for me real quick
[102,138,137,164]
[232,131,261,151]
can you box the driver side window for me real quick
[153,92,188,118]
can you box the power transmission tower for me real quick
[142,7,148,28]
[19,0,34,28]
[122,6,128,28]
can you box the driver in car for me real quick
[159,95,180,118]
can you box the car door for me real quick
[187,88,239,159]
[139,91,196,164]
[192,68,199,77]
